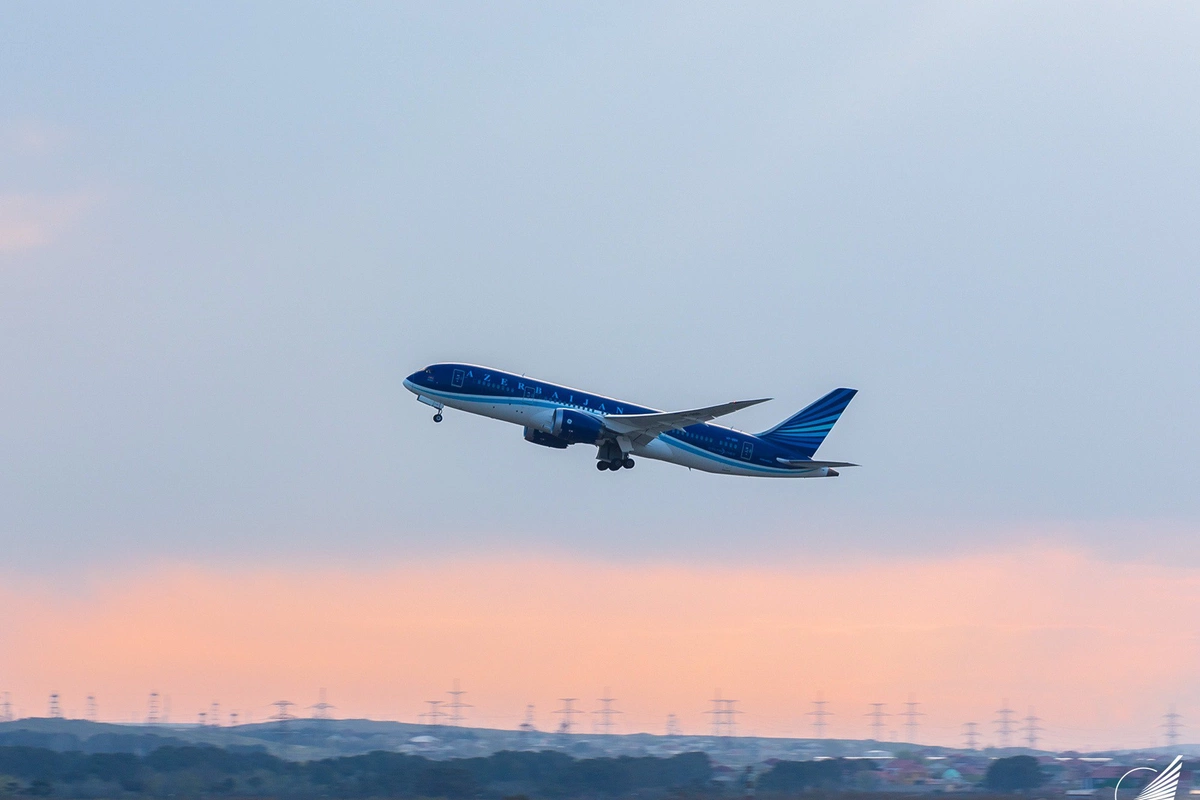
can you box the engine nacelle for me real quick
[523,427,569,449]
[551,408,605,444]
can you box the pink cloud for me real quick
[0,192,93,254]
[2,546,1197,749]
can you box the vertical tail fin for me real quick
[757,388,857,457]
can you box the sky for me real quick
[2,2,1199,749]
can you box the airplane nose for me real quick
[403,371,424,393]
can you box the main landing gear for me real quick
[596,457,635,471]
[596,440,633,473]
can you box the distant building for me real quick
[882,758,928,785]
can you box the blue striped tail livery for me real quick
[756,388,857,457]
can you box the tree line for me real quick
[0,745,713,798]
[13,742,1059,798]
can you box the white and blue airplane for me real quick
[404,364,858,478]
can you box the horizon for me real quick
[1,714,1194,757]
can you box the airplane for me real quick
[403,363,858,478]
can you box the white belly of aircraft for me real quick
[438,394,529,426]
[636,438,768,477]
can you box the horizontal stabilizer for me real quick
[603,398,771,444]
[776,458,859,469]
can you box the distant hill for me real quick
[0,717,931,764]
[5,717,1192,763]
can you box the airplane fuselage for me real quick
[405,364,852,478]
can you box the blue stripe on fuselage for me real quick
[657,433,801,475]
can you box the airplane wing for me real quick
[776,458,859,469]
[603,398,771,445]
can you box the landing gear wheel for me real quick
[623,457,635,469]
[433,413,443,423]
[596,461,609,471]
[608,459,624,471]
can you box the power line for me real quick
[270,700,297,729]
[865,703,890,740]
[963,722,980,750]
[309,688,335,720]
[593,689,621,735]
[808,696,832,739]
[721,699,741,737]
[901,699,924,744]
[995,700,1016,749]
[705,692,724,736]
[519,704,537,734]
[554,698,583,735]
[420,700,446,727]
[705,691,741,738]
[1163,705,1184,747]
[446,681,472,727]
[1022,708,1044,750]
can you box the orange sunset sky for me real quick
[4,543,1197,751]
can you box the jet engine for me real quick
[523,427,569,449]
[550,408,605,444]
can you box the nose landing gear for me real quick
[417,394,445,423]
